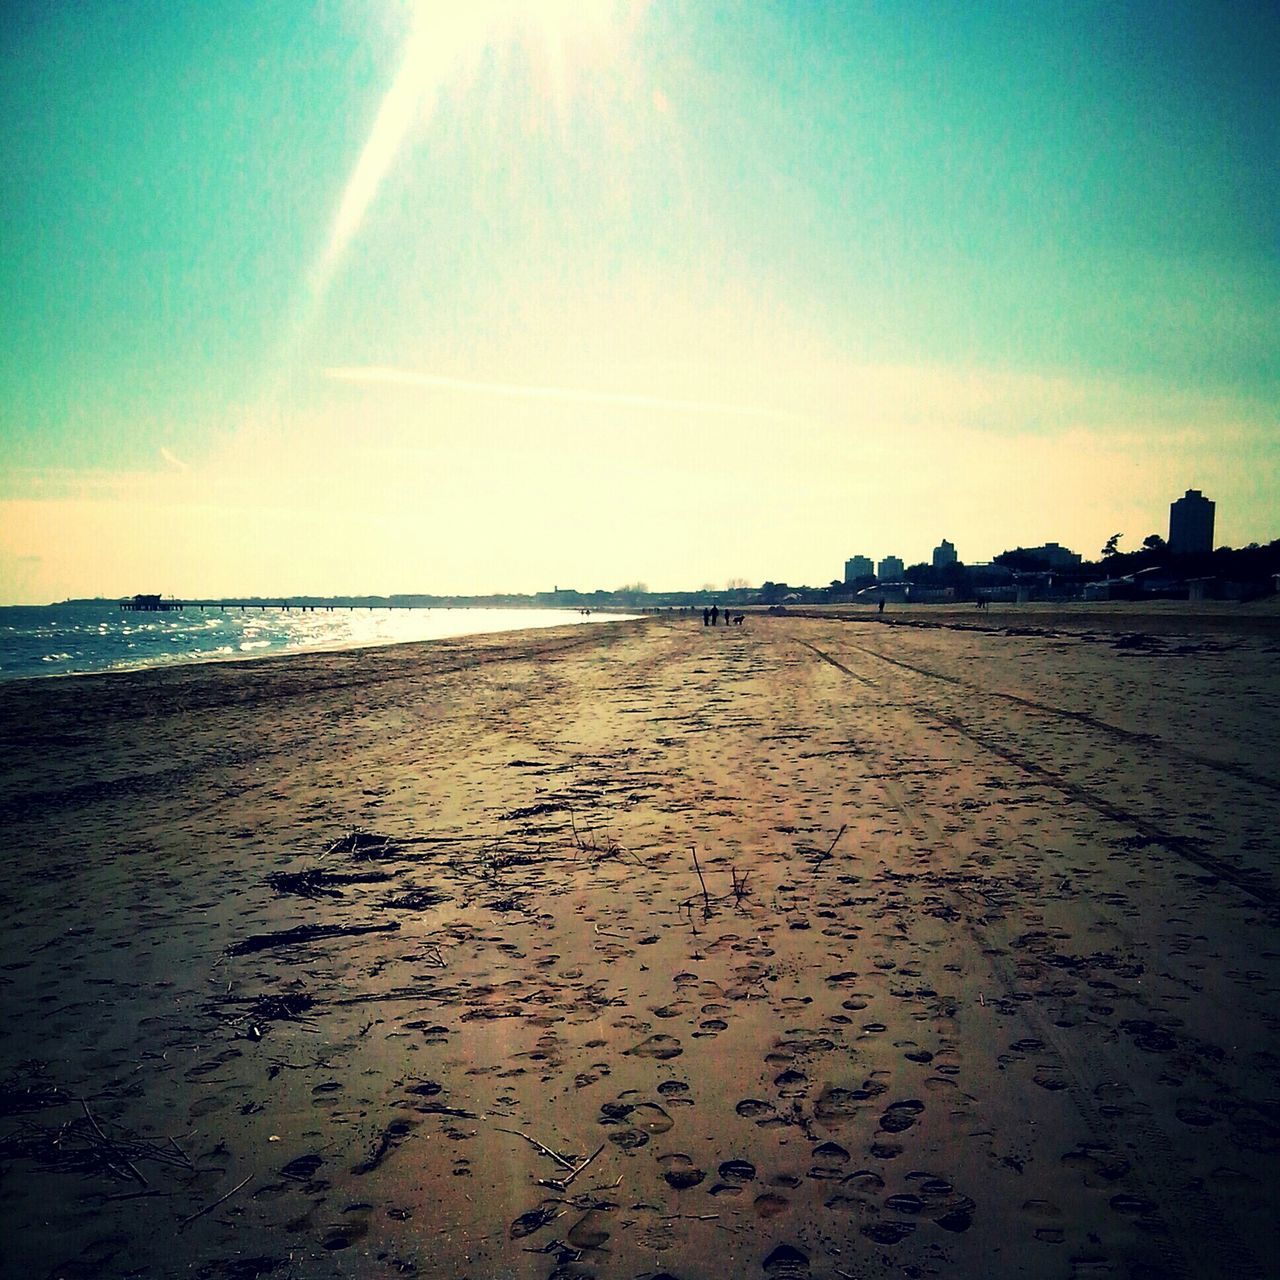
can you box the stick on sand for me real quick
[495,1127,576,1170]
[690,845,712,915]
[178,1173,253,1227]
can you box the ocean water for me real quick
[0,603,636,682]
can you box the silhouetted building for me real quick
[1168,489,1215,554]
[844,555,873,584]
[932,539,957,569]
[878,555,905,581]
[1004,542,1081,569]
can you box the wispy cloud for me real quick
[323,365,777,419]
[160,447,189,473]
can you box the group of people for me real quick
[702,605,743,627]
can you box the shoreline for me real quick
[0,607,645,687]
[1,610,1276,1278]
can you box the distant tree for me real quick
[759,581,789,604]
[1102,532,1123,558]
[1141,534,1166,551]
[725,577,750,590]
[995,549,1050,572]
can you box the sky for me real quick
[1,0,1276,603]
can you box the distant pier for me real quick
[120,594,412,613]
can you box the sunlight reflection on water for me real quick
[0,605,638,681]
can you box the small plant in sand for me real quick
[568,806,642,865]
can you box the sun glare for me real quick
[304,0,645,324]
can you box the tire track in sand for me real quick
[871,742,1268,1280]
[799,639,1279,910]
[841,637,1280,796]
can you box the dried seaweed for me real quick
[266,869,391,899]
[228,922,399,956]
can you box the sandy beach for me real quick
[1,607,1277,1280]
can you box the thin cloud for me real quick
[323,365,776,419]
[160,447,190,472]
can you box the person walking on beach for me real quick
[878,598,885,616]
[711,604,720,626]
[703,607,710,626]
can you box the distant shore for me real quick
[1,609,1276,1278]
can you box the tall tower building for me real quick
[878,555,905,581]
[844,555,873,584]
[932,539,957,569]
[1168,489,1215,554]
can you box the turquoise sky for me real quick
[2,1,1276,600]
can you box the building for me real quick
[844,555,873,584]
[1168,489,1215,554]
[877,555,905,581]
[932,539,957,569]
[1004,542,1082,569]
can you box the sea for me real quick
[0,602,637,682]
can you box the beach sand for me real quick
[1,608,1277,1279]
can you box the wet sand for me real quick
[1,608,1278,1279]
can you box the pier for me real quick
[120,595,417,613]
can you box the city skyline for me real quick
[2,2,1277,604]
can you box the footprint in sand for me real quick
[322,1204,372,1251]
[774,1069,808,1097]
[710,1158,755,1196]
[658,1152,706,1189]
[279,1154,324,1183]
[901,1172,975,1231]
[878,1099,925,1133]
[754,1192,789,1218]
[651,1003,688,1019]
[861,1221,915,1245]
[611,1127,652,1150]
[824,1168,885,1213]
[808,1141,849,1180]
[631,1102,674,1134]
[189,1094,231,1118]
[762,1243,810,1278]
[1109,1193,1158,1216]
[1061,1143,1131,1187]
[567,1207,614,1250]
[813,1079,887,1124]
[1033,1063,1069,1091]
[628,1034,683,1060]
